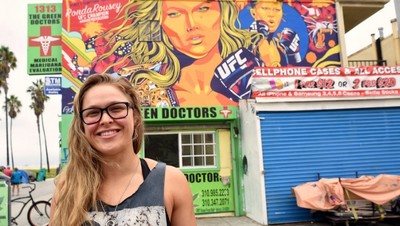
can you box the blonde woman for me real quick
[50,74,196,225]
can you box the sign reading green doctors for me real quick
[142,106,237,122]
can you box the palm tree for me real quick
[0,46,17,166]
[4,95,22,169]
[41,113,50,172]
[29,100,43,169]
[27,79,50,171]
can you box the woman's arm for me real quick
[166,166,197,226]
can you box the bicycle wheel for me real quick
[45,198,52,217]
[27,200,51,226]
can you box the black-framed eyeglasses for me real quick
[80,102,133,125]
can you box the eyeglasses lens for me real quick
[81,102,129,125]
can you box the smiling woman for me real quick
[49,74,196,226]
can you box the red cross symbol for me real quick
[219,106,233,118]
[29,26,61,56]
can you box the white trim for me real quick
[246,98,400,112]
[255,114,268,225]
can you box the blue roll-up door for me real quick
[258,107,400,224]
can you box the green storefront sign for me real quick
[184,171,234,214]
[142,106,237,122]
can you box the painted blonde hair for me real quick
[100,0,262,89]
[50,74,144,226]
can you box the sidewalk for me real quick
[196,216,330,226]
[196,216,398,226]
[197,216,264,226]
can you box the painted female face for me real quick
[251,2,283,33]
[161,1,221,59]
[81,84,135,156]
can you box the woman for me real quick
[98,0,262,106]
[250,0,284,66]
[249,0,302,66]
[50,74,196,226]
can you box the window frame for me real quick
[144,131,218,169]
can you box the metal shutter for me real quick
[258,107,400,224]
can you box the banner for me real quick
[28,3,62,75]
[252,66,400,99]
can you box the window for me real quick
[144,134,179,167]
[181,132,216,167]
[139,20,161,42]
[144,132,216,168]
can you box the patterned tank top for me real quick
[85,160,171,226]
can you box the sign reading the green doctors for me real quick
[142,106,237,122]
[184,171,234,214]
[27,3,62,75]
[0,180,9,225]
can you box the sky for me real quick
[0,0,397,169]
[0,0,62,169]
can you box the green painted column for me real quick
[0,174,11,226]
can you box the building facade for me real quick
[59,0,397,224]
[349,19,400,66]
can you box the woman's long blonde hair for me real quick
[50,74,144,226]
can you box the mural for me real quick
[61,0,340,111]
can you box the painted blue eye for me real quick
[198,6,209,12]
[168,12,180,17]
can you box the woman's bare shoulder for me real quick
[165,164,185,177]
[143,157,158,169]
[143,158,186,181]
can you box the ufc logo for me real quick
[216,49,247,79]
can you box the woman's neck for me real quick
[180,44,222,78]
[101,152,139,178]
[192,44,221,66]
[98,154,141,204]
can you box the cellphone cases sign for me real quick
[252,66,400,99]
[28,3,62,75]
